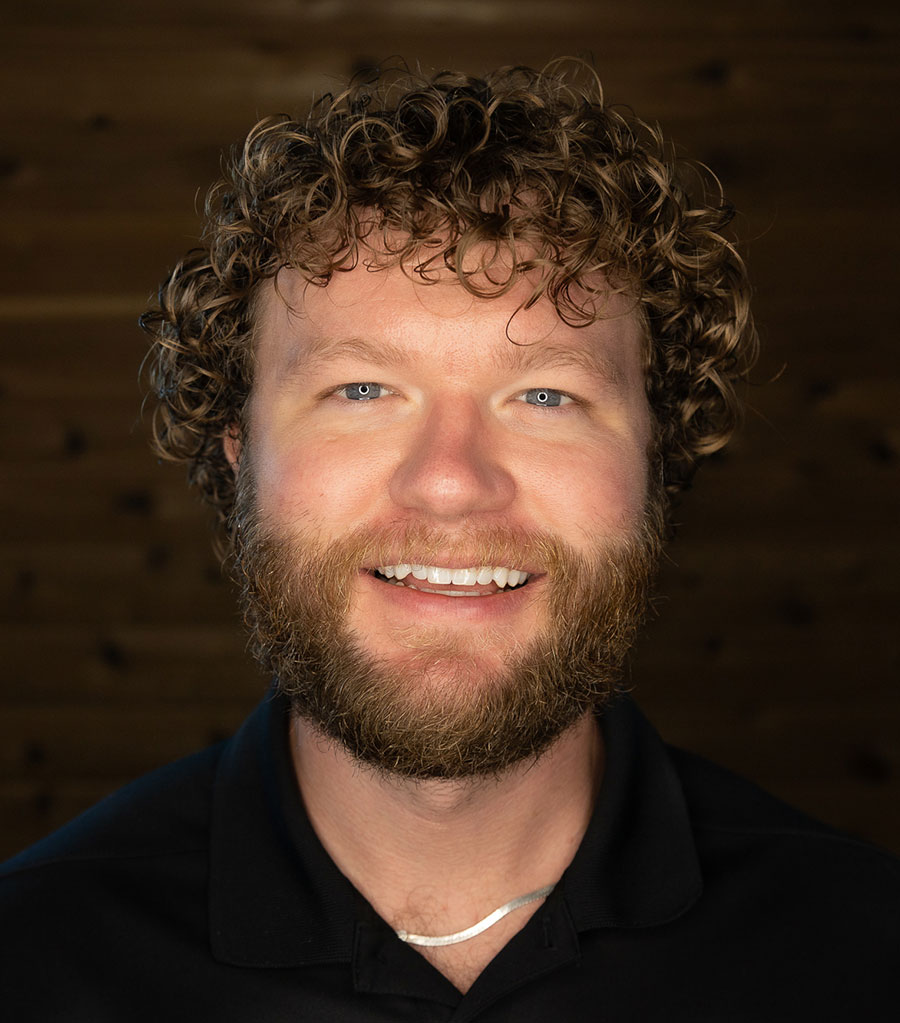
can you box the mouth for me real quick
[370,563,532,597]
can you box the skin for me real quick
[225,256,652,992]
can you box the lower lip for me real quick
[360,571,541,622]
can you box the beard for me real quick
[230,464,664,780]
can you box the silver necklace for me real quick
[395,883,555,948]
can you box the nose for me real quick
[388,397,516,521]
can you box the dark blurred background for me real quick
[1,0,898,859]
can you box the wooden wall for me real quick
[1,0,898,859]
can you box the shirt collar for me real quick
[208,690,702,968]
[563,695,703,929]
[209,689,360,967]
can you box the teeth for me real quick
[375,564,529,589]
[451,568,479,585]
[413,586,482,596]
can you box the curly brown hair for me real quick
[140,61,756,540]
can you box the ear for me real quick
[223,425,242,477]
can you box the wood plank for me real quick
[1,0,897,864]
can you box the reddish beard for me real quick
[230,468,663,779]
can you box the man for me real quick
[1,63,897,1019]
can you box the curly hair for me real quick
[141,61,757,539]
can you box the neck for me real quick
[290,712,603,991]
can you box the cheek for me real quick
[252,434,391,530]
[520,439,648,537]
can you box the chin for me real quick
[362,627,528,687]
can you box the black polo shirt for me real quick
[1,691,897,1020]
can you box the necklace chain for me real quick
[395,883,555,948]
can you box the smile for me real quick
[373,564,530,597]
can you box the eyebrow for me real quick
[284,335,412,377]
[280,331,628,389]
[491,340,627,389]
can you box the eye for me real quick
[521,388,571,407]
[339,382,384,401]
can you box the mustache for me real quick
[237,518,601,578]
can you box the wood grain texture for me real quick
[1,0,898,859]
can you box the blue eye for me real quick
[342,383,383,401]
[523,388,566,407]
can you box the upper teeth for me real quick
[376,565,529,588]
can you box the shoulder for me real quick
[670,742,897,850]
[0,741,224,885]
[669,744,900,930]
[0,743,228,1016]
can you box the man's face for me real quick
[229,256,660,777]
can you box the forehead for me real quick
[253,258,646,389]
